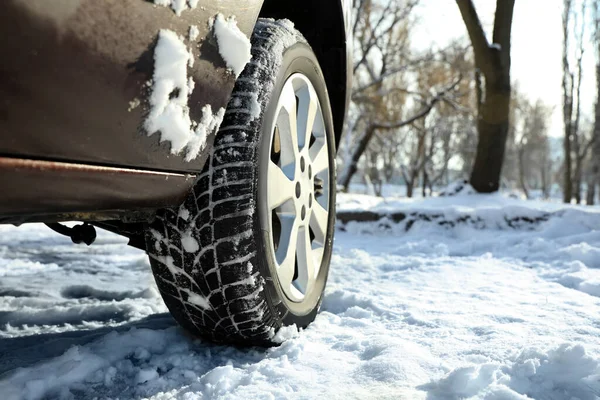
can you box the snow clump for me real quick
[153,0,198,16]
[188,25,199,41]
[211,14,252,77]
[145,30,224,161]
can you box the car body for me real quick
[0,0,351,244]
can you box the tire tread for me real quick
[145,19,306,345]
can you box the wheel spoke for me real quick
[311,244,325,272]
[295,226,316,294]
[275,216,298,288]
[311,141,329,175]
[310,201,328,243]
[296,86,318,151]
[278,83,299,156]
[268,161,295,210]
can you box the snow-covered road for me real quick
[1,193,600,399]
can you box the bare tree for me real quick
[338,86,458,191]
[422,113,457,194]
[499,86,521,192]
[563,0,593,203]
[337,0,462,191]
[399,115,428,197]
[563,0,575,202]
[366,127,407,194]
[399,48,473,197]
[516,99,553,199]
[500,85,555,199]
[588,0,600,204]
[456,0,515,193]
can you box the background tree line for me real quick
[338,0,600,204]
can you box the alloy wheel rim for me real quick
[266,73,330,303]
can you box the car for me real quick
[0,0,351,346]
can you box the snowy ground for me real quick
[1,191,600,399]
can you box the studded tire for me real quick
[145,19,336,346]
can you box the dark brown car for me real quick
[0,0,351,345]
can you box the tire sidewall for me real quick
[256,42,337,325]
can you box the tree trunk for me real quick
[374,181,383,197]
[574,158,582,204]
[470,110,510,192]
[586,180,596,205]
[339,126,376,191]
[562,0,574,203]
[563,134,573,203]
[406,180,414,198]
[367,151,383,196]
[592,85,600,204]
[457,0,515,193]
[540,157,549,199]
[422,169,429,197]
[591,0,600,205]
[517,147,529,199]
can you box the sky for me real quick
[413,0,597,138]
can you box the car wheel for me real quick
[145,19,336,346]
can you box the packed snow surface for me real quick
[145,30,224,161]
[1,192,600,399]
[211,14,252,78]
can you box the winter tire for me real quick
[145,19,336,346]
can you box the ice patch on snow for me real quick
[211,14,252,77]
[145,30,224,161]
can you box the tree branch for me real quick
[492,0,515,53]
[371,75,463,130]
[456,0,494,77]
